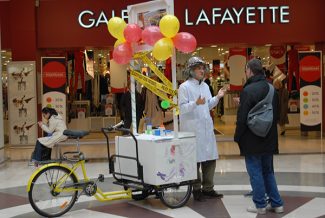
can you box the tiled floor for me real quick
[2,116,325,218]
[0,153,325,218]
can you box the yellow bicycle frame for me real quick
[26,161,132,202]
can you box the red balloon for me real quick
[142,26,164,46]
[173,32,197,53]
[124,24,142,43]
[113,43,133,64]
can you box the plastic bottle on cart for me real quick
[146,119,152,134]
[159,124,165,136]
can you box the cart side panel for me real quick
[114,135,197,185]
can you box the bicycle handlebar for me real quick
[102,120,124,132]
[101,121,143,181]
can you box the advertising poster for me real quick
[299,51,322,132]
[7,62,37,145]
[41,57,67,122]
[228,47,247,91]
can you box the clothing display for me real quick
[120,90,144,131]
[164,58,172,81]
[144,89,163,128]
[92,72,100,108]
[99,74,109,96]
[224,92,239,109]
[74,51,86,93]
[287,47,299,92]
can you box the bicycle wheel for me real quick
[28,166,79,217]
[159,183,192,208]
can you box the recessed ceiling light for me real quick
[1,50,6,53]
[265,44,272,46]
[210,45,217,48]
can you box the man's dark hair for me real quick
[246,59,264,75]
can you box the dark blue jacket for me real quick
[234,74,279,156]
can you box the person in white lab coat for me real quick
[178,57,227,201]
[31,107,68,163]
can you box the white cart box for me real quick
[114,132,197,185]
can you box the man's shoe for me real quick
[244,191,253,197]
[202,190,223,198]
[247,206,266,214]
[266,204,284,213]
[193,190,206,202]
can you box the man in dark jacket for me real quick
[234,59,284,215]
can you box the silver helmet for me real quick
[184,56,209,78]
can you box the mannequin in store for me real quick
[274,79,289,135]
[74,50,86,94]
[287,45,299,92]
[84,50,94,104]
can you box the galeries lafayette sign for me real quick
[78,5,290,28]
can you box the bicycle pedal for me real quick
[98,174,104,182]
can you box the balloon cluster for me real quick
[107,15,197,64]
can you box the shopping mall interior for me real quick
[0,0,325,217]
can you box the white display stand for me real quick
[114,132,197,185]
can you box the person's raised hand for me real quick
[196,96,206,105]
[217,85,229,99]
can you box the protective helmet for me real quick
[184,56,209,78]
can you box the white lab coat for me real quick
[178,79,219,162]
[38,114,68,148]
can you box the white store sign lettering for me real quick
[78,5,290,29]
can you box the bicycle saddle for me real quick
[63,130,89,139]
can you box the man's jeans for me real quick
[245,154,283,208]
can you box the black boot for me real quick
[202,190,223,199]
[193,190,206,202]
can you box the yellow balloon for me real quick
[152,38,174,61]
[159,15,180,38]
[107,17,127,39]
[114,38,126,47]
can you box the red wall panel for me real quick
[0,1,11,50]
[1,0,325,50]
[36,0,325,48]
[10,0,37,60]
